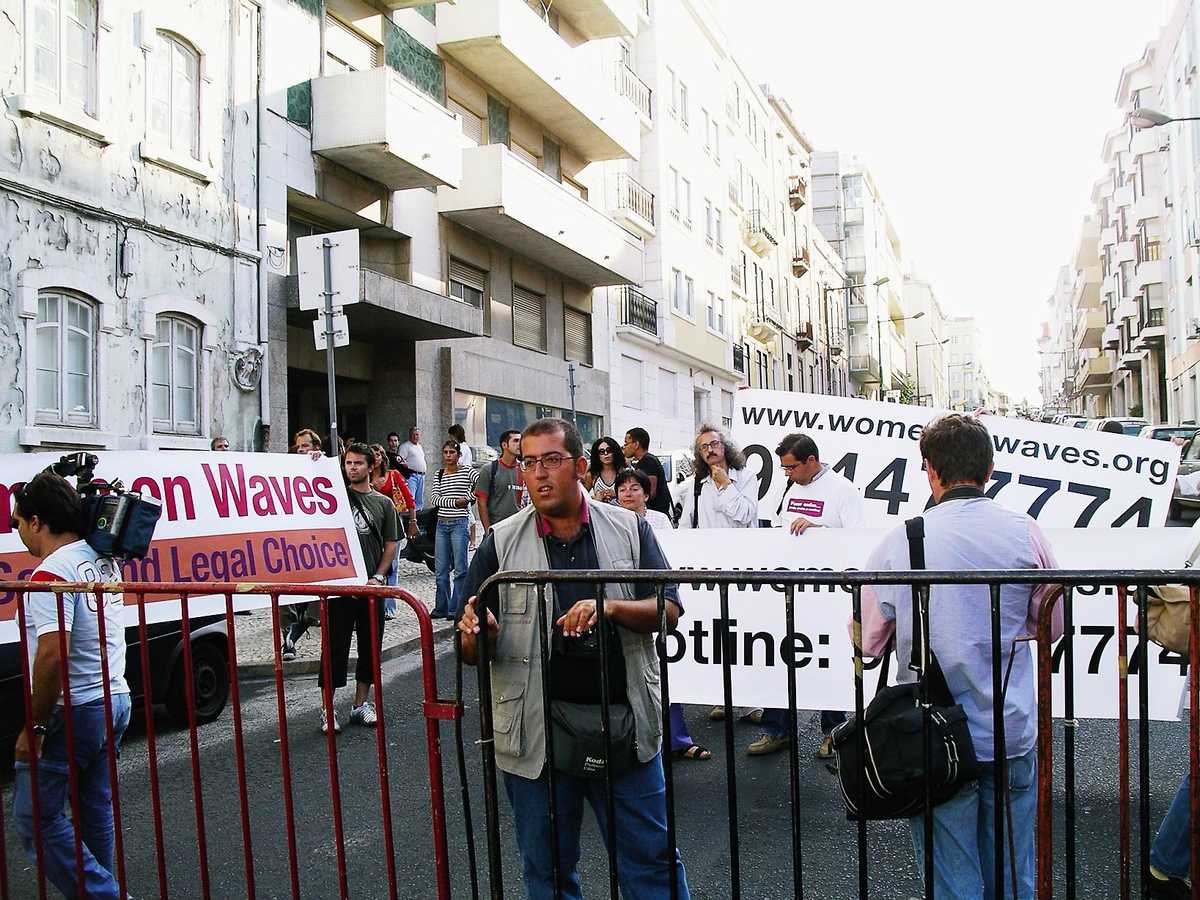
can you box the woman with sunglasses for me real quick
[584,436,624,503]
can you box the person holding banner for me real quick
[858,413,1063,899]
[11,472,131,900]
[753,432,866,759]
[677,424,759,531]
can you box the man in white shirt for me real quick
[677,424,759,530]
[11,472,131,899]
[398,426,427,506]
[753,433,866,757]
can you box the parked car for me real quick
[1138,425,1199,443]
[1094,417,1149,436]
[1,612,230,773]
[1172,433,1200,518]
[1058,415,1088,428]
[1073,419,1092,429]
[654,449,695,525]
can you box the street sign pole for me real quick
[567,361,578,426]
[322,237,339,458]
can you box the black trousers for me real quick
[317,595,386,690]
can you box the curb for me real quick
[236,619,458,680]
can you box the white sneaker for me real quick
[320,708,342,734]
[350,701,378,727]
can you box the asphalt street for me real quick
[1,635,1193,900]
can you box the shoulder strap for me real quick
[691,474,704,528]
[905,516,954,704]
[490,459,499,487]
[348,489,385,546]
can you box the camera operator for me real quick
[10,472,130,900]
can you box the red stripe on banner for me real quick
[0,528,357,618]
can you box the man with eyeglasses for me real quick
[677,424,759,530]
[458,417,691,899]
[750,432,866,757]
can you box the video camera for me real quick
[48,452,162,560]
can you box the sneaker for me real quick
[320,708,342,735]
[742,708,764,725]
[815,734,835,760]
[281,633,296,662]
[1147,868,1191,899]
[747,733,789,756]
[350,701,378,727]
[709,705,725,720]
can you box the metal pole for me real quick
[567,361,578,425]
[323,237,339,457]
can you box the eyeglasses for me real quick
[519,453,576,472]
[598,448,614,455]
[699,439,724,452]
[780,462,804,472]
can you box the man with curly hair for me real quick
[677,423,759,530]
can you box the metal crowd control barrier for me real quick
[465,568,1200,900]
[0,581,459,900]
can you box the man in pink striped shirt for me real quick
[858,413,1063,899]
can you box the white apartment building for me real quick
[946,316,991,410]
[902,274,949,409]
[812,152,912,401]
[267,0,644,452]
[0,0,267,453]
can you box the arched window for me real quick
[35,290,97,425]
[149,32,199,159]
[151,314,200,434]
[29,0,98,114]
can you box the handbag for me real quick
[832,516,981,820]
[1146,532,1200,654]
[550,700,638,779]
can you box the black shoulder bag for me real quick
[831,516,981,820]
[690,473,704,528]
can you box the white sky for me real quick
[723,0,1174,406]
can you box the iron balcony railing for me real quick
[615,172,655,226]
[616,62,652,121]
[732,343,746,373]
[618,286,658,337]
[744,210,778,247]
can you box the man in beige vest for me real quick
[459,417,691,900]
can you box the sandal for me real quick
[673,744,712,761]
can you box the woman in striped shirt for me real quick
[429,440,478,619]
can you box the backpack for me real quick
[831,517,981,820]
[1145,532,1200,653]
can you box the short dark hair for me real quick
[14,472,82,536]
[343,441,372,463]
[499,429,522,446]
[919,414,993,487]
[386,431,400,441]
[442,439,461,454]
[522,417,584,459]
[614,467,650,494]
[210,436,228,450]
[775,432,818,462]
[293,428,322,451]
[625,427,650,450]
[448,424,466,442]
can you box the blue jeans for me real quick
[13,694,133,900]
[1151,772,1191,879]
[909,749,1037,900]
[408,473,425,507]
[503,753,690,900]
[760,708,846,739]
[434,518,468,618]
[385,553,399,617]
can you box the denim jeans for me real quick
[13,694,133,900]
[503,753,690,900]
[1151,772,1191,879]
[385,553,399,617]
[408,473,425,507]
[434,518,469,617]
[909,749,1037,900]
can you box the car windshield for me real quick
[1151,428,1197,441]
[1121,423,1144,436]
[1187,439,1200,462]
[1073,420,1088,428]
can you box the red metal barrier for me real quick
[0,580,459,900]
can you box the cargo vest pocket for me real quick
[491,681,526,758]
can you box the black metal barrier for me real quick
[453,568,1200,900]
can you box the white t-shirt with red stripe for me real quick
[772,464,866,531]
[24,540,129,705]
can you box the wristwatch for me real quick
[369,574,386,585]
[32,724,47,736]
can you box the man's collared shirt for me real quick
[679,465,759,529]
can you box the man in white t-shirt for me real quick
[398,426,428,506]
[750,433,866,758]
[11,472,131,899]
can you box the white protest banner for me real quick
[656,527,1195,721]
[0,451,368,642]
[733,390,1181,529]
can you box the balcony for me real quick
[310,67,464,190]
[1133,258,1164,293]
[1101,272,1117,300]
[378,0,455,7]
[1133,193,1162,223]
[283,268,483,342]
[1120,348,1145,371]
[848,303,869,324]
[1100,225,1118,247]
[788,175,808,211]
[796,321,814,350]
[792,245,810,278]
[1113,184,1134,209]
[1116,298,1139,321]
[747,300,784,344]
[849,349,880,382]
[1115,240,1137,264]
[543,0,639,39]
[1075,308,1105,349]
[1078,354,1114,391]
[743,210,777,257]
[615,63,652,127]
[1102,322,1120,350]
[437,144,643,287]
[437,0,639,161]
[611,172,655,238]
[844,255,867,275]
[1136,306,1167,348]
[1073,264,1102,309]
[616,286,658,340]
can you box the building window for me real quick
[721,389,734,428]
[658,368,677,417]
[678,81,689,127]
[448,97,484,145]
[672,269,694,317]
[512,285,547,352]
[449,258,487,308]
[30,0,98,115]
[680,177,692,225]
[324,14,379,73]
[564,305,593,366]
[149,32,201,159]
[35,290,96,426]
[622,355,643,409]
[706,290,717,331]
[151,314,200,434]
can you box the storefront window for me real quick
[454,390,603,452]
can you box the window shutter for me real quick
[448,98,483,145]
[512,286,546,351]
[512,142,540,168]
[564,306,592,366]
[449,258,486,293]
